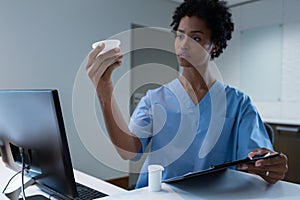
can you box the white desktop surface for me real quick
[102,169,300,200]
[0,159,126,199]
[2,159,300,200]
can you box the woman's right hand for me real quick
[85,43,140,159]
[85,43,123,91]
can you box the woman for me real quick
[86,0,288,189]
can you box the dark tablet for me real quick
[164,153,281,183]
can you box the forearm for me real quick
[97,83,141,160]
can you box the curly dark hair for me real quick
[171,0,234,60]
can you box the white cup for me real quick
[91,39,121,55]
[148,165,164,192]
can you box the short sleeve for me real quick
[128,92,153,158]
[237,96,274,159]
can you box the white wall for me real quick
[0,0,178,180]
[216,0,300,123]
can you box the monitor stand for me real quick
[4,177,35,200]
[18,195,49,200]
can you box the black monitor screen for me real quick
[0,89,78,197]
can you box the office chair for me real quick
[264,122,274,145]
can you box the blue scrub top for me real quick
[129,79,273,188]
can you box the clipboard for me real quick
[163,153,281,183]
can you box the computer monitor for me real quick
[0,89,103,199]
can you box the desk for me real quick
[0,160,126,199]
[2,160,300,200]
[103,169,300,200]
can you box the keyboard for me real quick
[36,181,108,199]
[73,182,108,199]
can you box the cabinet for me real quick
[268,122,300,184]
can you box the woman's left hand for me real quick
[237,148,288,184]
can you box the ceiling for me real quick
[170,0,258,7]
